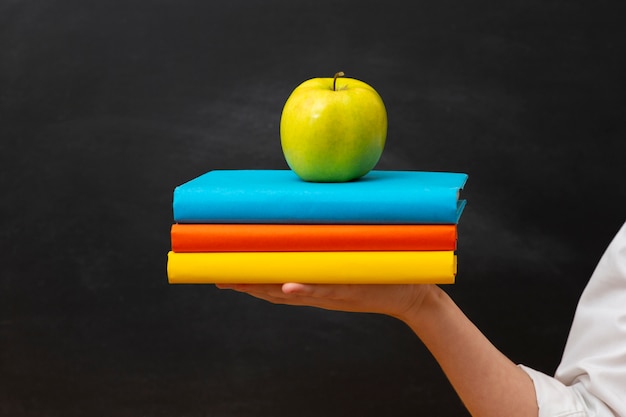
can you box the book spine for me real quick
[167,251,456,284]
[170,223,457,252]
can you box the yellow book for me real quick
[167,251,456,284]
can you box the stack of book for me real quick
[167,169,468,284]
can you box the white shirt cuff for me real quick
[518,365,587,417]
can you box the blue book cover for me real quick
[173,170,468,224]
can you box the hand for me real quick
[216,282,540,417]
[215,283,436,320]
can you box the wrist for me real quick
[390,284,442,323]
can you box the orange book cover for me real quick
[170,223,457,252]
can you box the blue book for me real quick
[173,170,468,224]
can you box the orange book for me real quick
[170,223,457,252]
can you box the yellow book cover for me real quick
[167,251,456,284]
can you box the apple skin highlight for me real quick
[280,74,387,183]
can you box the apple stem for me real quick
[333,71,345,91]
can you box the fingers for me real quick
[215,283,382,312]
[216,283,308,306]
[215,283,429,317]
[281,283,346,298]
[281,283,358,300]
[215,283,348,309]
[217,283,285,299]
[218,283,350,301]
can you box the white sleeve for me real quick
[519,221,626,417]
[519,365,613,416]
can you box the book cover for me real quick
[173,170,468,224]
[167,250,457,284]
[170,223,457,252]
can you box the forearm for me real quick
[221,282,540,416]
[397,285,538,417]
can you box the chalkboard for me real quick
[1,0,625,416]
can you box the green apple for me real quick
[280,72,387,182]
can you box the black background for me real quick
[1,1,625,416]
